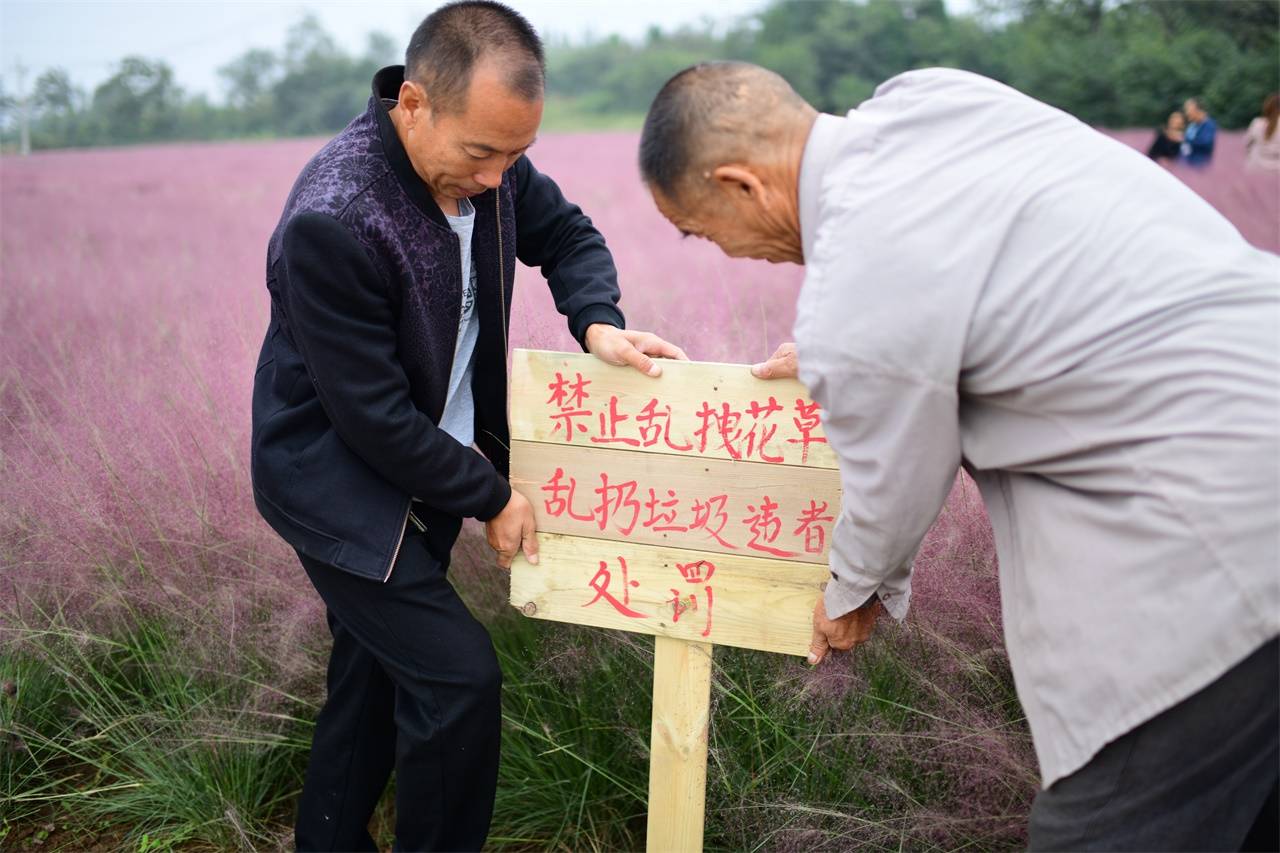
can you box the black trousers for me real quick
[1029,636,1279,852]
[294,508,501,852]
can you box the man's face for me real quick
[650,180,801,265]
[1183,100,1204,123]
[401,59,542,201]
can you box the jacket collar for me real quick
[371,65,451,230]
[798,113,844,264]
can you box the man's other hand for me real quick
[485,489,538,571]
[751,342,798,380]
[585,324,689,377]
[808,594,883,665]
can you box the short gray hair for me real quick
[405,0,545,115]
[639,61,810,199]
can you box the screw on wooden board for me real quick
[522,601,537,616]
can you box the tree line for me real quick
[3,0,1276,151]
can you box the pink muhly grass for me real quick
[1,129,1273,848]
[1106,129,1280,254]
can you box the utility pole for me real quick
[14,60,30,156]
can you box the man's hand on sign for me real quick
[486,489,539,570]
[808,594,883,665]
[585,324,689,377]
[751,342,798,380]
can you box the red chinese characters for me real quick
[634,399,692,452]
[688,494,736,550]
[593,473,641,536]
[742,495,798,558]
[793,499,835,554]
[541,467,594,522]
[692,398,785,463]
[580,555,718,639]
[546,372,593,441]
[541,468,832,558]
[787,398,828,463]
[591,396,640,447]
[583,556,646,618]
[668,559,716,638]
[642,488,686,532]
[543,374,823,465]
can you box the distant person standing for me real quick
[1181,97,1217,166]
[1245,92,1280,172]
[1147,110,1185,162]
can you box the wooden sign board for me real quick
[509,349,840,850]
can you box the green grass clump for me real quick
[485,609,1033,852]
[3,534,1034,850]
[1,602,313,849]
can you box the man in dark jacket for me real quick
[251,3,684,849]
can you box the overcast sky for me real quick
[3,0,979,100]
[0,0,780,99]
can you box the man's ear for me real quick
[397,80,431,127]
[711,165,765,205]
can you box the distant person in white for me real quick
[1245,92,1280,173]
[639,62,1279,851]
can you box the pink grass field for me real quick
[0,132,810,631]
[0,127,1275,669]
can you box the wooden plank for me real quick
[646,636,712,853]
[510,533,827,657]
[512,439,841,564]
[511,349,837,470]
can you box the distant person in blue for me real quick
[1181,97,1217,166]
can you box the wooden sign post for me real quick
[508,349,841,851]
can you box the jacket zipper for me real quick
[495,186,508,356]
[383,501,412,582]
[481,185,510,454]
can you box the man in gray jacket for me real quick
[639,61,1278,850]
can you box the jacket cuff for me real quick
[475,473,513,522]
[572,305,625,351]
[824,575,877,619]
[823,574,911,621]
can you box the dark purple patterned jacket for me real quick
[251,66,624,580]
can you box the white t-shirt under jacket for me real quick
[794,68,1280,787]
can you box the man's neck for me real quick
[777,110,820,253]
[437,195,461,217]
[388,105,460,216]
